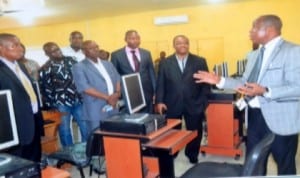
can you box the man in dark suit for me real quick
[156,35,210,164]
[111,30,156,113]
[0,33,44,162]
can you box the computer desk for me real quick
[200,90,242,158]
[95,119,197,178]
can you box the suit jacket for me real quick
[223,39,300,135]
[111,47,156,104]
[0,60,44,146]
[72,59,120,122]
[156,53,210,116]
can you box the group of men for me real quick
[0,14,299,176]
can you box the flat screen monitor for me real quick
[121,73,146,114]
[0,90,19,166]
[222,62,229,77]
[214,64,224,77]
[214,62,228,77]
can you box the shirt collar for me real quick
[263,36,282,50]
[126,46,138,53]
[0,57,18,70]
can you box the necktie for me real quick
[131,50,140,72]
[181,60,185,72]
[15,65,37,103]
[247,46,265,83]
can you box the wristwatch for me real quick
[263,87,269,97]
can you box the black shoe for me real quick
[188,157,198,164]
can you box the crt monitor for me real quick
[0,90,19,166]
[121,73,146,114]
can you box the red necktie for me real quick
[131,50,140,72]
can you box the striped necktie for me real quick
[15,64,37,103]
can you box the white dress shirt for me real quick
[89,58,114,95]
[0,58,38,113]
[62,46,85,62]
[125,46,141,71]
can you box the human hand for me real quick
[193,71,221,84]
[236,82,267,97]
[107,93,119,108]
[156,103,167,115]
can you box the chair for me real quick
[48,127,105,178]
[181,133,275,178]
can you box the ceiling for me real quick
[0,0,248,30]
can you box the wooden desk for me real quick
[42,166,70,178]
[96,119,197,178]
[200,100,242,158]
[41,111,62,154]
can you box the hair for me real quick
[260,14,282,35]
[70,31,83,38]
[0,33,16,46]
[124,29,139,40]
[43,42,57,51]
[173,35,189,45]
[82,40,94,50]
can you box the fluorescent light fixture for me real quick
[154,15,189,26]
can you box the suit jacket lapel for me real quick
[0,60,27,93]
[182,55,191,75]
[84,59,106,81]
[170,55,183,79]
[258,39,283,83]
[122,48,135,73]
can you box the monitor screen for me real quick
[121,73,146,114]
[222,62,228,77]
[214,64,223,77]
[0,90,19,165]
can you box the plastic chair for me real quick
[48,127,104,178]
[181,133,275,178]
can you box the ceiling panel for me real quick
[0,0,250,30]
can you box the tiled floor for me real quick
[63,136,300,178]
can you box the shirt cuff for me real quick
[263,87,271,98]
[216,77,225,89]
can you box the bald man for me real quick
[72,40,121,134]
[194,14,300,175]
[0,33,44,162]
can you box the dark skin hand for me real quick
[237,82,267,97]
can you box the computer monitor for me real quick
[121,73,146,114]
[214,62,228,77]
[214,64,222,77]
[236,59,247,76]
[222,62,229,77]
[0,90,19,166]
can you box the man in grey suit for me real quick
[111,30,156,113]
[194,14,300,175]
[72,40,120,134]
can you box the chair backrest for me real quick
[241,133,275,176]
[86,127,105,159]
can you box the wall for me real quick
[1,0,300,74]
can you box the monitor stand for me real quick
[0,154,12,166]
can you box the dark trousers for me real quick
[167,111,204,159]
[247,108,298,175]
